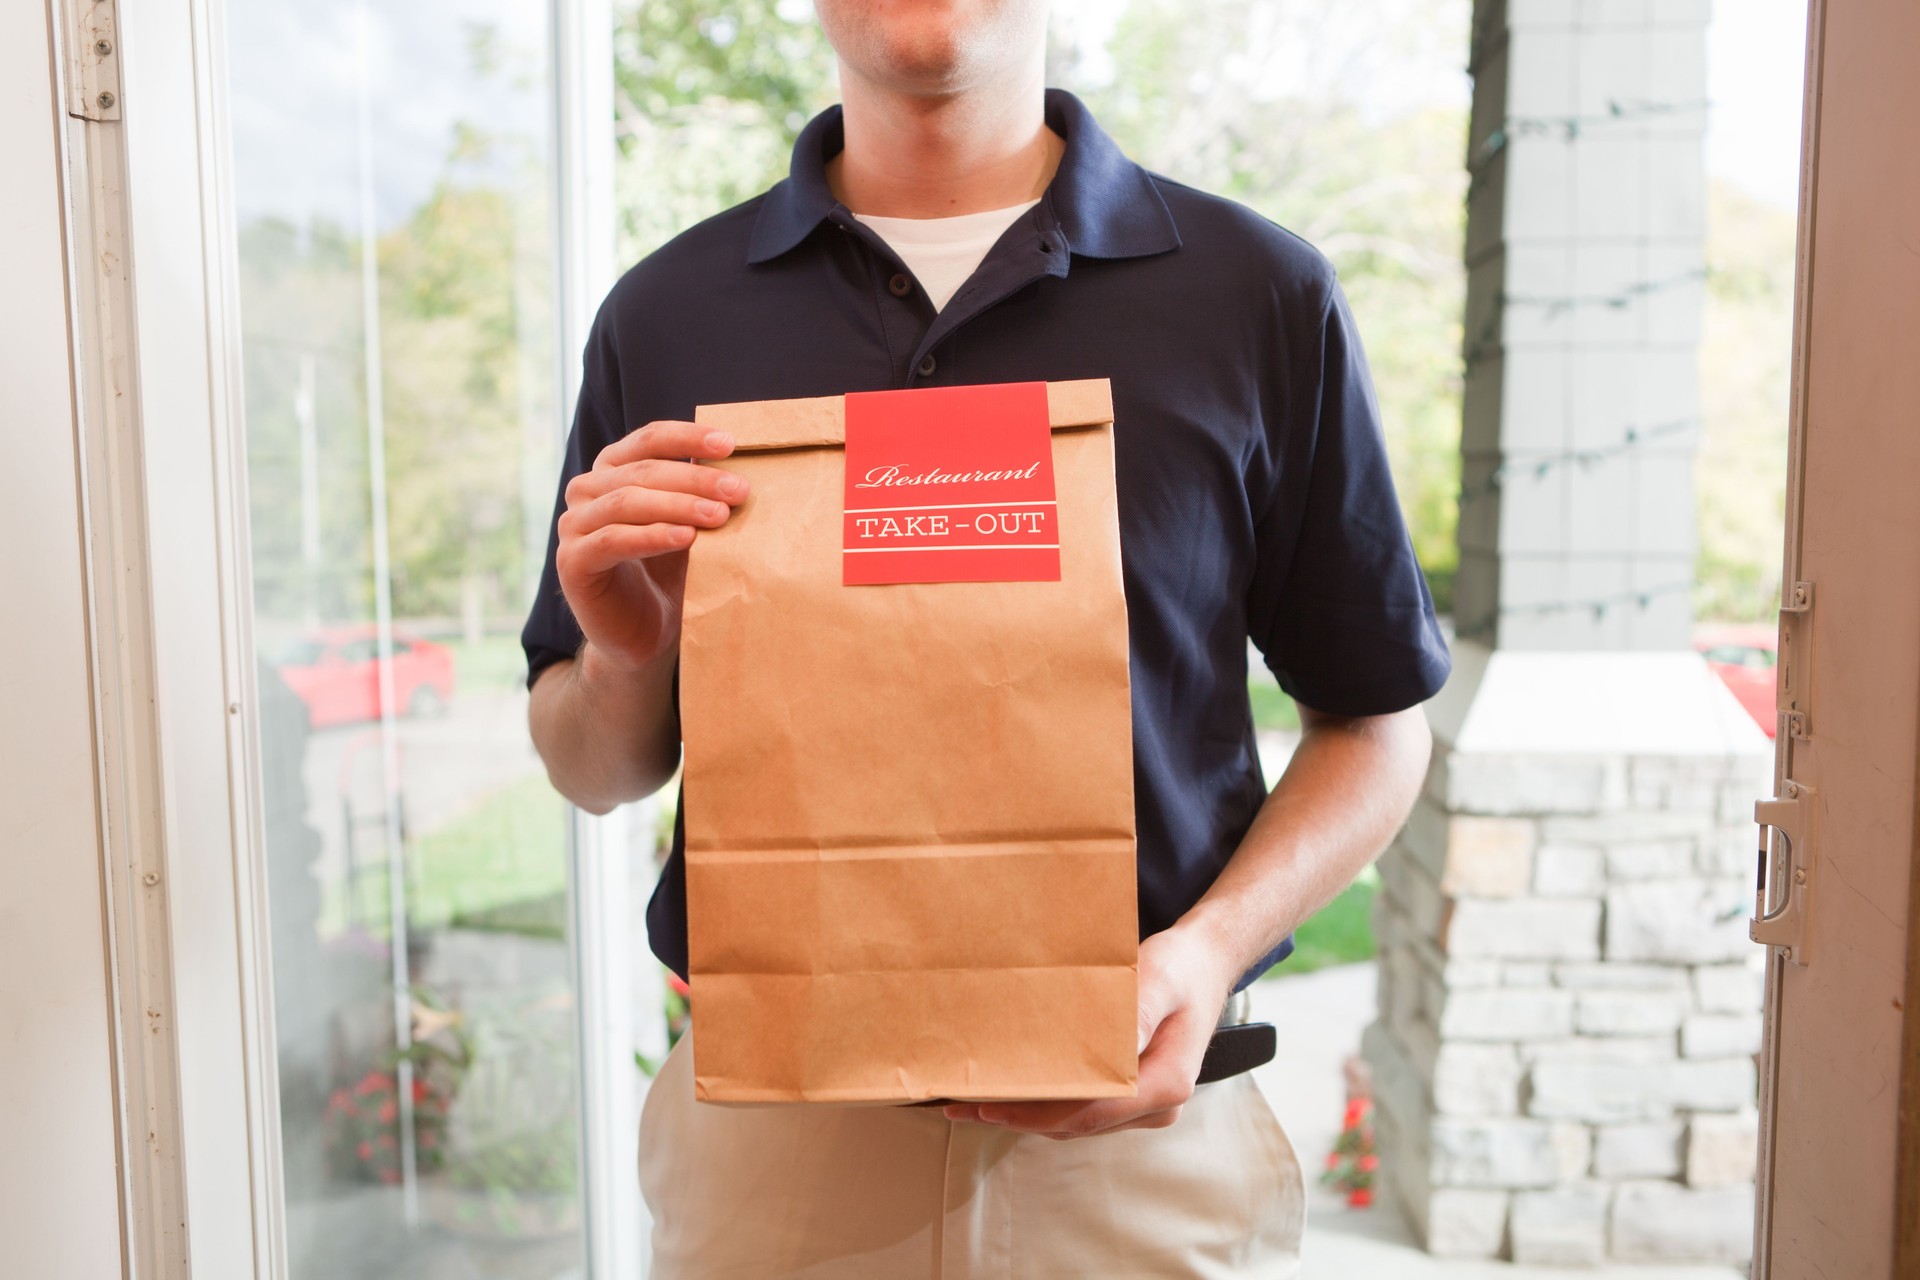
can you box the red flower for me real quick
[378,1099,398,1124]
[412,1077,431,1102]
[1357,1154,1379,1173]
[357,1141,373,1161]
[378,1168,401,1185]
[355,1070,395,1097]
[667,972,691,998]
[1348,1187,1373,1208]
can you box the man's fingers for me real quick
[594,421,734,471]
[566,456,749,507]
[557,522,696,579]
[947,1001,1213,1138]
[560,485,736,544]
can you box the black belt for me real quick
[1196,988,1277,1085]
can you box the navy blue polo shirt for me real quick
[522,88,1451,991]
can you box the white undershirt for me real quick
[852,198,1042,312]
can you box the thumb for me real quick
[1136,966,1180,1055]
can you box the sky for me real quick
[1707,0,1810,210]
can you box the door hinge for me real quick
[65,0,123,122]
[1751,778,1814,965]
[1777,579,1813,740]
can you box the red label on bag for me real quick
[843,381,1060,585]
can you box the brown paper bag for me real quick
[680,378,1138,1104]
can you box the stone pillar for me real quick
[1363,0,1774,1266]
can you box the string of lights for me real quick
[1468,98,1713,188]
[1456,416,1698,507]
[1450,18,1714,647]
[1454,579,1694,644]
[1461,268,1709,373]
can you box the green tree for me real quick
[238,54,556,634]
[376,154,555,624]
[1697,180,1796,622]
[1056,0,1472,604]
[238,214,379,629]
[612,0,838,261]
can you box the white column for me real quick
[1364,0,1775,1265]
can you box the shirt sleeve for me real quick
[520,297,624,691]
[1245,276,1452,717]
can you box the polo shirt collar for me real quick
[746,87,1181,265]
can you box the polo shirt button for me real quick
[888,273,912,297]
[917,354,937,377]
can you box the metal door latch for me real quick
[1777,580,1813,741]
[1751,779,1814,965]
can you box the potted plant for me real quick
[321,987,469,1184]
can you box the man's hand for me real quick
[941,925,1238,1139]
[530,422,750,813]
[936,704,1432,1141]
[553,421,750,673]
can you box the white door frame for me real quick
[53,0,627,1271]
[1752,0,1920,1275]
[3,2,139,1275]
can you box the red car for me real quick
[273,626,455,729]
[1695,623,1779,738]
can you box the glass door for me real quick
[224,0,599,1272]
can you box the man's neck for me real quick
[826,62,1063,219]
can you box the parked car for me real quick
[273,626,455,729]
[1694,622,1778,738]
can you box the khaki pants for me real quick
[639,1028,1305,1279]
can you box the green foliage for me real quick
[409,773,568,930]
[323,773,568,938]
[237,69,555,630]
[1057,0,1470,587]
[238,216,377,624]
[377,170,554,622]
[1698,181,1796,623]
[612,0,837,261]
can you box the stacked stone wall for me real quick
[1365,743,1770,1265]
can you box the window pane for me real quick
[227,1,585,1274]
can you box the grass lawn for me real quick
[444,633,532,695]
[324,771,569,939]
[1265,867,1379,978]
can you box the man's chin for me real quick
[867,31,974,91]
